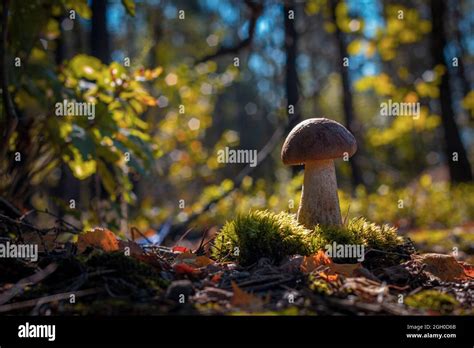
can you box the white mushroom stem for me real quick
[297,159,342,228]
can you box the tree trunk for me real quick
[330,0,363,190]
[284,3,300,129]
[90,0,110,63]
[431,0,472,182]
[284,3,304,174]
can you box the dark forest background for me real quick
[1,0,473,251]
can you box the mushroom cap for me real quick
[281,118,357,165]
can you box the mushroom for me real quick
[281,118,357,228]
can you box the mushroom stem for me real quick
[297,159,342,228]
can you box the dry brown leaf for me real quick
[412,253,468,282]
[330,263,361,277]
[77,227,119,253]
[300,250,361,278]
[175,252,214,268]
[230,281,263,309]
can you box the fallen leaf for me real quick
[175,252,214,268]
[172,246,190,253]
[211,273,222,283]
[173,263,201,276]
[300,250,361,278]
[412,253,467,282]
[300,250,331,273]
[230,281,263,309]
[459,262,474,278]
[77,227,119,253]
[318,272,339,282]
[330,263,361,277]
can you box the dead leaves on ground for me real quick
[300,250,361,280]
[230,281,265,310]
[172,252,215,277]
[412,253,474,282]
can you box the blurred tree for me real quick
[430,0,472,182]
[91,0,110,63]
[329,0,363,189]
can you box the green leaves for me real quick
[69,55,103,81]
[54,54,162,200]
[63,0,92,19]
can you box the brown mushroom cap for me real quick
[281,118,357,165]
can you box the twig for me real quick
[0,288,102,313]
[130,226,153,244]
[20,209,82,233]
[196,0,263,64]
[0,263,58,305]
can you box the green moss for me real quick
[212,211,404,266]
[211,210,315,265]
[405,290,459,314]
[313,217,403,251]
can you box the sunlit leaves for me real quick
[121,0,136,17]
[69,54,103,81]
[63,0,92,19]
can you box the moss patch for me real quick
[313,217,404,251]
[212,211,404,266]
[405,290,459,314]
[211,210,314,266]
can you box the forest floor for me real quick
[0,214,473,316]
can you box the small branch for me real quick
[0,288,102,313]
[0,263,58,306]
[196,0,263,64]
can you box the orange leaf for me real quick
[318,272,339,282]
[77,227,119,253]
[172,246,190,253]
[300,250,332,273]
[460,262,474,278]
[230,281,263,309]
[211,273,222,283]
[301,250,361,278]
